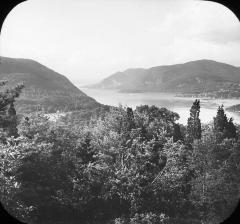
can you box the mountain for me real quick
[0,56,106,114]
[92,60,240,96]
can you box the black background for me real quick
[0,0,239,223]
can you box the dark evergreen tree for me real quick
[213,105,228,132]
[126,107,135,131]
[6,102,18,137]
[0,81,24,137]
[187,99,201,143]
[173,123,183,142]
[213,106,237,140]
[225,118,237,139]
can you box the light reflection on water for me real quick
[81,88,240,125]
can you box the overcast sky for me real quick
[1,0,240,85]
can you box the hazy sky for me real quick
[1,0,240,85]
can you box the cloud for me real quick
[195,25,240,44]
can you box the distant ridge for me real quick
[0,56,105,113]
[0,56,83,94]
[91,59,240,96]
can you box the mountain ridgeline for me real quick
[0,56,107,114]
[92,60,240,97]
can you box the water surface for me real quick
[81,88,240,125]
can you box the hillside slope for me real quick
[92,60,240,96]
[0,56,104,113]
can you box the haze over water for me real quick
[81,88,240,125]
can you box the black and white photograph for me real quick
[0,0,240,223]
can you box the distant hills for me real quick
[226,104,240,113]
[2,57,239,117]
[90,60,240,98]
[0,56,106,114]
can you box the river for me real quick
[80,88,240,125]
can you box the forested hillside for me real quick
[92,60,240,98]
[0,56,106,114]
[227,104,240,113]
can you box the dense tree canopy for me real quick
[0,92,239,224]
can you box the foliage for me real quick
[0,100,239,224]
[187,99,201,143]
[0,81,24,138]
[213,105,237,140]
[173,123,183,142]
